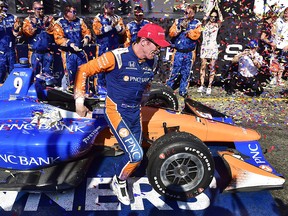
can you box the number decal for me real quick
[14,77,23,94]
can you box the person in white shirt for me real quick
[226,40,264,96]
[270,7,288,86]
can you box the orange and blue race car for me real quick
[0,58,285,203]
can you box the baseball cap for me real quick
[137,23,170,47]
[247,40,258,49]
[134,5,144,15]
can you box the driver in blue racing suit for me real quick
[74,23,170,205]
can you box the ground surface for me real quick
[175,81,288,216]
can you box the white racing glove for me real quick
[104,25,113,33]
[70,43,82,52]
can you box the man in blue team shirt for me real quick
[0,0,22,83]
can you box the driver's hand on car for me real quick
[75,97,92,118]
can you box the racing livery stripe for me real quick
[105,96,122,128]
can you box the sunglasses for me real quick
[34,7,44,11]
[210,15,217,18]
[146,38,161,53]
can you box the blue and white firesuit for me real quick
[54,17,91,86]
[23,16,55,77]
[124,19,150,47]
[166,18,201,96]
[92,14,125,91]
[0,13,21,83]
[75,46,154,180]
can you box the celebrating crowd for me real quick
[224,5,288,96]
[0,1,287,95]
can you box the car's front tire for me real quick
[146,132,215,200]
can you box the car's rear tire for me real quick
[146,132,214,200]
[144,83,179,110]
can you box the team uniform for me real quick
[54,17,91,87]
[75,22,170,205]
[0,13,21,83]
[93,14,125,56]
[92,13,125,91]
[166,18,201,96]
[124,19,150,47]
[74,47,154,179]
[23,16,54,76]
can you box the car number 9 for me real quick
[14,77,23,94]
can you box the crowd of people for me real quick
[224,5,288,96]
[0,0,287,206]
[0,1,287,95]
[0,0,22,83]
[0,1,150,89]
[165,1,287,97]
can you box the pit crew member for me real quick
[23,1,54,77]
[92,1,126,94]
[0,0,22,83]
[54,5,91,89]
[124,5,150,47]
[166,4,201,97]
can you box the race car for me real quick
[0,59,285,201]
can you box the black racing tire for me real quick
[144,83,179,110]
[146,132,215,200]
